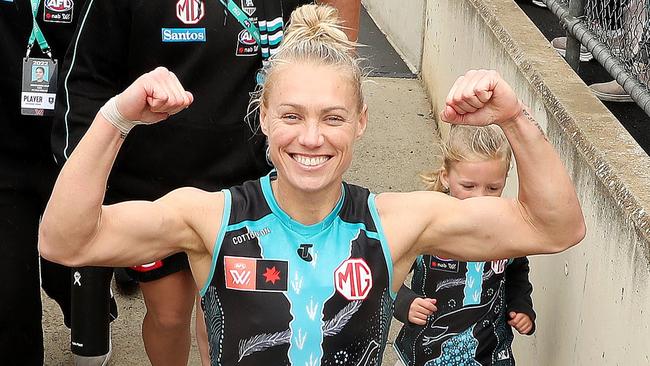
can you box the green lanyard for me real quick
[220,0,261,45]
[27,0,51,58]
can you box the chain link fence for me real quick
[545,0,650,115]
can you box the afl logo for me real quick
[45,0,73,11]
[434,256,453,262]
[334,258,372,301]
[176,0,205,25]
[238,30,256,46]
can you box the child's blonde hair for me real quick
[250,4,364,121]
[423,125,513,192]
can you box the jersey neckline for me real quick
[260,170,345,236]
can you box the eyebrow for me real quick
[457,179,504,186]
[278,103,350,114]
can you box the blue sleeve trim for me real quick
[199,189,232,297]
[367,193,396,299]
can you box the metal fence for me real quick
[544,0,650,115]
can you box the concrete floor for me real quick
[41,76,440,365]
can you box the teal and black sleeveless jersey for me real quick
[394,256,535,366]
[200,172,395,366]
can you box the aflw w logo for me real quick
[229,269,251,285]
[224,256,288,292]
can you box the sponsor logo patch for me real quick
[238,29,256,45]
[428,256,460,273]
[224,256,288,292]
[334,258,373,300]
[161,28,206,42]
[44,0,73,11]
[43,0,73,23]
[231,227,270,245]
[235,29,259,56]
[176,0,204,24]
[257,259,288,291]
[296,244,313,262]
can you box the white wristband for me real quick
[99,96,140,138]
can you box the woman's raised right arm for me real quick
[39,67,197,268]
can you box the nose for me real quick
[298,121,324,148]
[467,188,487,199]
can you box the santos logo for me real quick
[334,258,373,300]
[161,28,206,42]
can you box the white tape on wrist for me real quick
[99,96,140,138]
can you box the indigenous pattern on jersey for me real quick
[395,256,515,366]
[200,172,395,366]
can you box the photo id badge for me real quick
[21,57,58,116]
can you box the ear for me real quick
[440,168,450,190]
[259,103,269,136]
[355,104,368,140]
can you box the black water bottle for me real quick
[70,267,113,357]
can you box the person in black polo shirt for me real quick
[0,0,100,364]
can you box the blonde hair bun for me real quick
[246,4,364,129]
[251,3,364,118]
[283,4,354,51]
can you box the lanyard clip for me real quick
[25,43,52,59]
[26,43,34,58]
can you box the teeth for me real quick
[293,155,329,166]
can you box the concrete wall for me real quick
[361,0,425,72]
[419,0,650,364]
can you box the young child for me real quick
[394,124,536,366]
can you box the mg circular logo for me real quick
[176,0,204,25]
[334,258,373,300]
[45,0,74,11]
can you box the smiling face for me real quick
[441,158,508,199]
[260,62,367,195]
[35,67,45,81]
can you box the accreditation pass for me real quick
[21,57,58,116]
